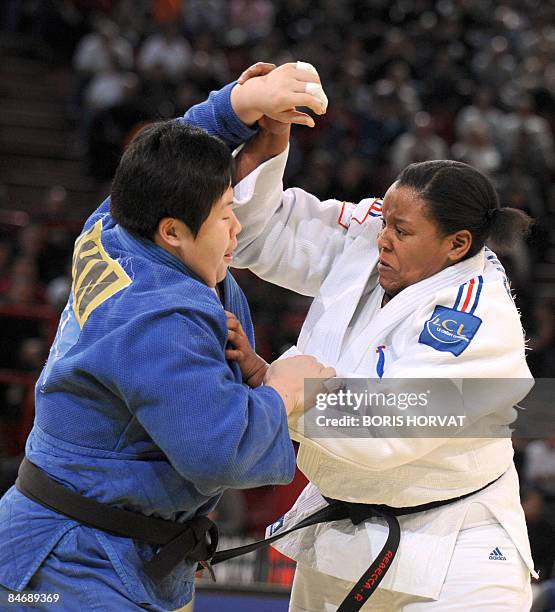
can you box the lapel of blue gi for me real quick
[222,272,254,383]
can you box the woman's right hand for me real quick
[230,62,325,127]
[264,355,336,415]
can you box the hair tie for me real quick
[486,208,499,221]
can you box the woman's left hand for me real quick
[225,311,269,388]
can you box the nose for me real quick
[377,224,391,252]
[231,209,242,236]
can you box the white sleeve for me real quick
[232,147,379,297]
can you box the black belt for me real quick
[15,458,218,581]
[17,457,499,611]
[210,477,500,612]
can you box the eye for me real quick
[395,227,406,237]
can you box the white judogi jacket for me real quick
[232,148,536,599]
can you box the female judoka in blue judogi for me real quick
[0,66,329,611]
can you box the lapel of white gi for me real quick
[340,250,486,373]
[298,226,380,364]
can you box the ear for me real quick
[155,217,192,249]
[447,229,472,262]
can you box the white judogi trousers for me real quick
[289,510,532,612]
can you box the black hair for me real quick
[110,120,233,239]
[396,160,532,258]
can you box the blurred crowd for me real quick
[1,0,555,594]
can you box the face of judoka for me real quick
[155,185,241,287]
[377,183,471,301]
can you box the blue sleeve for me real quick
[122,308,295,493]
[181,82,258,148]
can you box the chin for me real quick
[379,278,401,298]
[216,268,228,284]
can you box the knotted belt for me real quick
[15,458,218,581]
[209,479,499,611]
[17,458,498,611]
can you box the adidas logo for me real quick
[269,516,284,536]
[489,547,507,561]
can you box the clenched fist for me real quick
[265,355,336,415]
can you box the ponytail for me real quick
[487,207,533,250]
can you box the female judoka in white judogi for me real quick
[230,141,536,610]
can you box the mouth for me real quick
[377,259,393,272]
[224,245,236,262]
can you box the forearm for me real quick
[243,354,269,388]
[234,125,291,185]
[182,82,258,149]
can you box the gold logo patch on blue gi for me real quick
[419,306,482,356]
[71,220,131,328]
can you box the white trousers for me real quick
[289,522,532,611]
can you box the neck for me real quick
[381,292,392,307]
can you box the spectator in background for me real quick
[84,60,138,113]
[229,0,275,42]
[0,257,45,305]
[471,35,517,95]
[455,88,505,144]
[381,60,421,117]
[182,0,229,36]
[84,66,141,179]
[524,434,555,502]
[73,18,133,80]
[497,164,545,220]
[137,22,192,84]
[389,111,448,175]
[111,0,149,45]
[71,18,134,123]
[15,224,42,262]
[500,93,555,193]
[451,119,502,177]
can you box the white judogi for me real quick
[232,148,536,606]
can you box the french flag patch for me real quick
[338,198,383,229]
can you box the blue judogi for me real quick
[0,87,294,611]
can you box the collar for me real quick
[116,225,205,282]
[115,224,233,310]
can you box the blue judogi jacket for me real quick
[0,84,294,610]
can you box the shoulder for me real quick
[338,197,382,229]
[335,197,383,243]
[414,271,525,362]
[123,285,228,351]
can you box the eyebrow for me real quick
[385,213,412,225]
